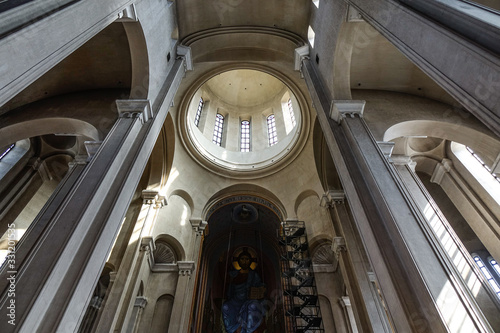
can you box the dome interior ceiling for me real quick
[205,69,285,107]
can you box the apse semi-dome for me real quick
[180,68,309,178]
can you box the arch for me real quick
[168,189,194,216]
[122,22,150,99]
[384,120,500,166]
[202,184,286,222]
[294,189,320,217]
[0,117,100,148]
[150,294,175,333]
[146,114,175,191]
[154,234,186,262]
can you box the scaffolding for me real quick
[279,221,323,333]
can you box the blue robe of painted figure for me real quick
[222,269,266,333]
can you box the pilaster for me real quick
[301,58,498,332]
[0,58,186,332]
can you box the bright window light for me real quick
[308,26,315,48]
[267,115,278,147]
[194,97,204,127]
[241,120,250,152]
[212,113,224,146]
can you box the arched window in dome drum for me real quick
[267,115,277,147]
[212,113,224,146]
[241,120,250,152]
[194,97,204,127]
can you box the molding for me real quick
[347,5,364,22]
[331,236,346,261]
[190,219,208,236]
[339,296,351,307]
[134,296,147,309]
[177,261,195,276]
[116,99,153,123]
[330,100,365,124]
[84,141,102,160]
[430,159,453,185]
[320,190,345,207]
[151,263,179,273]
[116,3,138,22]
[391,154,416,172]
[294,45,310,71]
[176,45,193,71]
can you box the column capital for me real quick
[377,141,395,159]
[391,154,417,171]
[177,261,195,276]
[320,190,345,207]
[134,296,148,309]
[176,45,193,71]
[330,100,365,123]
[116,99,153,123]
[190,219,208,236]
[331,236,346,261]
[339,295,351,307]
[140,236,155,253]
[116,4,138,22]
[142,190,167,208]
[84,141,102,161]
[294,45,309,71]
[68,154,88,167]
[430,158,453,185]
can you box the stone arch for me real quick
[150,294,175,333]
[168,189,194,217]
[154,235,186,262]
[202,183,286,222]
[0,117,99,148]
[146,114,175,191]
[122,22,150,99]
[294,189,320,217]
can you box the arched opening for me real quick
[193,197,285,332]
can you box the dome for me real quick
[180,68,308,178]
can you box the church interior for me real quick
[0,0,500,332]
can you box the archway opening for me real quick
[192,197,285,332]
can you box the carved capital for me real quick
[430,159,453,185]
[331,237,346,260]
[294,45,310,71]
[177,261,195,276]
[190,219,208,236]
[330,100,365,124]
[377,141,395,159]
[391,154,417,171]
[116,4,138,22]
[116,99,153,123]
[347,5,364,22]
[140,236,155,254]
[134,296,148,309]
[320,190,345,207]
[177,45,193,71]
[84,141,102,161]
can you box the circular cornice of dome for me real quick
[178,64,310,179]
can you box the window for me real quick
[308,26,315,48]
[287,99,296,128]
[313,0,319,8]
[490,258,500,276]
[466,146,500,183]
[0,144,15,161]
[212,113,224,146]
[267,115,278,147]
[194,97,204,127]
[241,120,250,152]
[473,255,500,299]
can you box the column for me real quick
[125,296,148,333]
[167,261,195,333]
[0,58,185,333]
[301,58,498,332]
[321,190,392,332]
[95,190,165,332]
[391,154,500,328]
[168,219,206,332]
